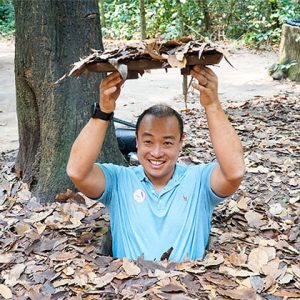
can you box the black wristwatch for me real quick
[91,103,114,121]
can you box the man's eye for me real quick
[164,141,173,146]
[144,140,152,144]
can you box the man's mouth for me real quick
[148,159,165,167]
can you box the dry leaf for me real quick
[4,264,26,286]
[237,195,248,211]
[202,253,224,267]
[50,251,78,261]
[62,266,75,276]
[248,166,269,174]
[291,265,300,280]
[269,203,284,215]
[247,247,269,273]
[122,258,141,276]
[228,252,247,267]
[34,222,47,235]
[279,272,293,284]
[261,257,281,277]
[218,287,256,300]
[167,55,187,68]
[154,269,168,280]
[160,283,186,293]
[272,290,300,298]
[0,253,13,264]
[23,209,54,223]
[249,276,265,293]
[245,211,266,228]
[0,284,12,299]
[52,278,75,288]
[93,272,116,288]
[219,266,259,278]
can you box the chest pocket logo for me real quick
[133,189,146,203]
[183,194,189,201]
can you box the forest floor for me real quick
[0,94,299,299]
[0,39,300,299]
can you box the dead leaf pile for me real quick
[0,94,299,299]
[65,38,224,80]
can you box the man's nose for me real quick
[150,144,163,157]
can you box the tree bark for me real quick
[202,0,211,33]
[14,0,125,202]
[139,0,146,39]
[278,24,300,81]
[175,0,185,37]
[194,0,211,33]
[99,0,106,29]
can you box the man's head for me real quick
[135,105,184,188]
[136,105,184,139]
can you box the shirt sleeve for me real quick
[94,163,118,207]
[203,161,227,206]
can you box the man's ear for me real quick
[179,133,186,150]
[181,132,186,141]
[135,134,138,149]
[180,132,186,143]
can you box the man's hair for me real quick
[136,104,184,139]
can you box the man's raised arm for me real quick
[67,72,123,199]
[191,66,245,197]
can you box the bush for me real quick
[0,0,15,37]
[100,0,300,48]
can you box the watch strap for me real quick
[92,103,114,121]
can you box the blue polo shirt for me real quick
[97,162,225,262]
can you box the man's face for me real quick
[136,115,183,188]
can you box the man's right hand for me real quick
[67,71,124,200]
[99,71,123,113]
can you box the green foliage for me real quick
[0,0,15,37]
[242,0,300,46]
[100,0,300,48]
[101,0,207,40]
[269,58,298,78]
[1,0,299,46]
[101,0,140,39]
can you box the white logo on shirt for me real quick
[133,189,146,203]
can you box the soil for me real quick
[1,40,299,152]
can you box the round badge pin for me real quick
[133,189,146,203]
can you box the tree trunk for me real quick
[202,0,211,33]
[99,0,106,29]
[270,0,280,30]
[278,24,300,81]
[139,0,146,39]
[194,0,211,33]
[14,0,125,203]
[175,0,185,36]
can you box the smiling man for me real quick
[67,66,245,262]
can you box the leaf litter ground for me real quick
[0,94,299,299]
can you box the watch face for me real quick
[92,103,99,115]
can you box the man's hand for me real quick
[190,66,245,197]
[191,65,219,108]
[99,71,123,113]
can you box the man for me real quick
[67,66,245,262]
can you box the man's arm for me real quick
[67,72,123,198]
[191,66,245,197]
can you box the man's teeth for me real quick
[150,160,163,165]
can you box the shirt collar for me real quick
[134,163,186,183]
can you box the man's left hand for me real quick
[191,65,219,109]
